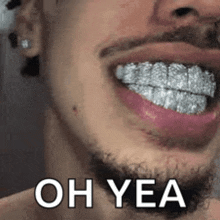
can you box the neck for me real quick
[40,107,210,220]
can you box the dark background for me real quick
[0,33,46,198]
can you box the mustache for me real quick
[99,23,220,58]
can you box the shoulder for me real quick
[0,188,40,220]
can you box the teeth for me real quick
[136,62,153,85]
[167,63,188,90]
[176,92,189,114]
[150,62,168,88]
[116,62,216,97]
[122,63,137,84]
[187,66,204,94]
[116,61,216,114]
[203,71,216,97]
[115,65,124,80]
[164,90,178,111]
[141,85,154,100]
[128,84,207,114]
[176,92,206,114]
[152,88,167,106]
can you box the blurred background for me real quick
[0,0,45,198]
[0,0,220,200]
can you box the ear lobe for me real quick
[15,0,42,58]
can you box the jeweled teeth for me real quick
[164,90,178,111]
[115,61,216,98]
[136,62,153,85]
[188,66,203,94]
[175,91,206,114]
[203,71,216,98]
[167,63,188,90]
[115,61,216,114]
[151,62,167,88]
[115,65,124,80]
[122,63,137,84]
[128,85,207,114]
[153,87,167,106]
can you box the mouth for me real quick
[115,61,217,115]
[105,42,220,147]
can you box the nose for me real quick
[155,0,220,26]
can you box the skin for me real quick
[1,0,220,219]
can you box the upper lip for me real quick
[103,42,220,82]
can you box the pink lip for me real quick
[117,87,220,141]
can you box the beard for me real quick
[88,151,215,220]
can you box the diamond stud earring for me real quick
[20,39,32,49]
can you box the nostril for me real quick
[173,7,196,17]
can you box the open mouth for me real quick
[111,61,220,147]
[100,42,220,147]
[114,61,217,115]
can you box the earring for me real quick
[20,39,32,49]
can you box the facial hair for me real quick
[88,151,214,220]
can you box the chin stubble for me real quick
[88,150,215,220]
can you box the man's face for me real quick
[43,0,220,217]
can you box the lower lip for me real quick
[116,86,220,141]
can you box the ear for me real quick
[15,0,42,58]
